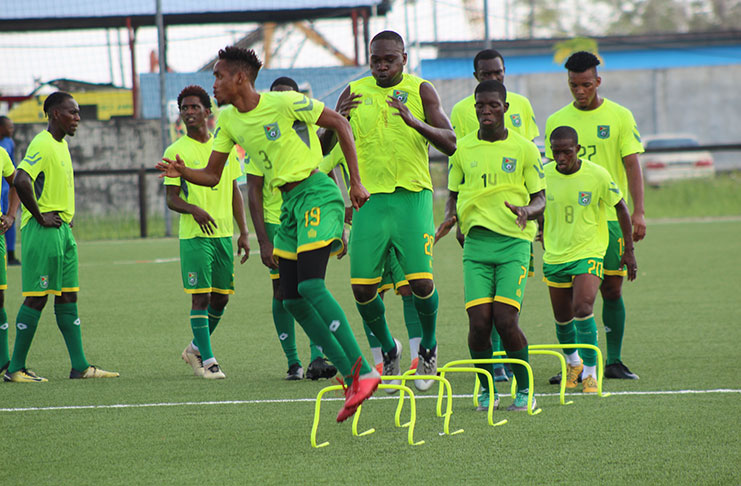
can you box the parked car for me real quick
[641,134,714,185]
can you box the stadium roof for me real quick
[0,0,391,31]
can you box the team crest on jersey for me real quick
[392,89,408,103]
[40,275,49,289]
[470,160,478,168]
[510,114,522,127]
[188,272,197,286]
[264,123,281,141]
[578,191,592,206]
[598,125,610,139]
[502,157,517,173]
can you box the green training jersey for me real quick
[450,91,539,141]
[163,135,241,239]
[542,160,623,264]
[348,74,432,194]
[0,149,13,217]
[448,130,546,241]
[244,155,282,225]
[544,98,643,220]
[17,130,75,228]
[213,91,324,190]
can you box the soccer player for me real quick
[449,49,540,381]
[157,46,379,422]
[542,126,637,392]
[545,51,646,380]
[436,79,545,411]
[4,92,118,382]
[164,85,249,380]
[0,147,20,376]
[325,30,456,392]
[0,116,19,265]
[246,76,337,381]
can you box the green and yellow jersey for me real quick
[17,130,75,228]
[163,135,242,239]
[213,91,325,190]
[448,130,545,241]
[542,160,623,264]
[450,91,539,142]
[244,155,282,225]
[544,98,643,220]
[0,149,14,217]
[348,74,432,194]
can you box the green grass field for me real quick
[1,217,740,485]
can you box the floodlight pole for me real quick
[156,0,172,237]
[483,0,491,48]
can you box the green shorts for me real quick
[350,188,434,285]
[543,257,604,288]
[273,172,344,260]
[378,247,408,294]
[179,237,234,294]
[604,221,627,277]
[266,222,280,280]
[0,234,6,290]
[21,220,79,296]
[463,227,530,311]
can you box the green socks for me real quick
[190,309,213,362]
[207,305,224,335]
[413,286,438,350]
[574,315,598,367]
[9,305,41,373]
[54,303,90,372]
[555,319,577,355]
[603,297,626,365]
[506,346,530,393]
[272,298,300,366]
[356,294,395,352]
[470,346,496,394]
[401,294,422,345]
[0,308,8,366]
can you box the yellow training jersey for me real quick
[318,145,350,191]
[0,149,14,218]
[542,160,623,264]
[17,130,75,228]
[544,98,643,220]
[450,91,539,142]
[448,130,545,241]
[213,91,325,190]
[244,155,282,225]
[163,135,242,239]
[348,74,432,194]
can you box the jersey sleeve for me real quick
[450,102,467,140]
[0,149,13,178]
[543,116,555,160]
[212,112,236,154]
[243,155,264,177]
[523,141,546,194]
[318,146,341,174]
[162,144,181,187]
[17,136,47,180]
[283,91,325,125]
[521,98,540,141]
[601,168,623,207]
[447,152,464,192]
[619,109,645,158]
[229,148,242,181]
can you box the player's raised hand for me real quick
[621,249,638,281]
[632,212,646,242]
[338,92,362,118]
[157,154,186,178]
[191,207,217,235]
[434,215,457,244]
[349,182,370,210]
[387,96,418,129]
[236,233,250,264]
[259,240,278,270]
[504,201,529,230]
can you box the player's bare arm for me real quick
[232,180,250,264]
[388,82,456,156]
[615,198,637,281]
[165,185,217,236]
[158,150,230,188]
[316,106,370,210]
[505,189,546,230]
[435,190,459,244]
[246,174,277,270]
[623,153,646,242]
[1,170,20,234]
[14,169,62,228]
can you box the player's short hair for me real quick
[270,77,299,92]
[177,85,211,110]
[550,125,579,145]
[474,79,507,101]
[370,30,405,50]
[217,46,263,79]
[43,91,74,115]
[565,51,600,73]
[473,49,504,72]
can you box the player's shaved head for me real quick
[474,49,504,72]
[270,77,299,92]
[475,79,507,101]
[43,91,74,115]
[371,30,405,50]
[550,125,579,145]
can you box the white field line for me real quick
[1,388,739,413]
